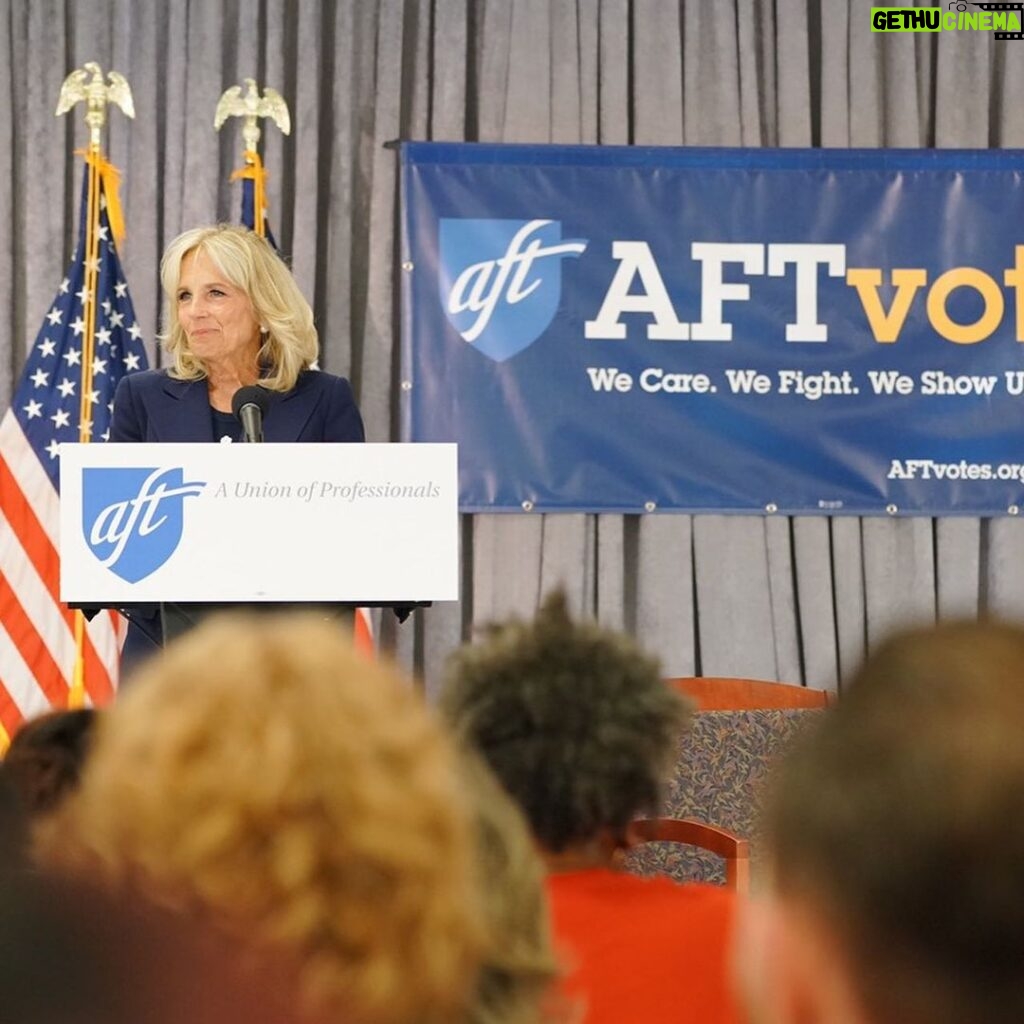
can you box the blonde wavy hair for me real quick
[458,752,562,1024]
[40,612,484,1024]
[160,225,318,391]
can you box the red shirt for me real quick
[546,868,743,1024]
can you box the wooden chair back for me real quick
[669,676,835,711]
[632,816,751,893]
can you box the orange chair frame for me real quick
[632,816,751,893]
[668,676,835,711]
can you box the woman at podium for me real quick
[108,224,365,669]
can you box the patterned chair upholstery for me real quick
[625,707,823,886]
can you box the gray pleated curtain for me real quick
[4,0,1023,696]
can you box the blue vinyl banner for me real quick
[400,142,1024,515]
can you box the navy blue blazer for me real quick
[110,368,365,444]
[107,368,365,671]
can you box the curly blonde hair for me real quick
[457,752,562,1024]
[160,225,318,391]
[41,612,484,1024]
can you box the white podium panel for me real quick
[59,443,458,603]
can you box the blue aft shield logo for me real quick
[439,218,587,362]
[82,467,206,583]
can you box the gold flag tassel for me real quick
[230,150,269,237]
[56,62,135,708]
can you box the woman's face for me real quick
[176,248,261,370]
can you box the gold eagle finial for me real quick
[214,78,291,152]
[56,61,135,146]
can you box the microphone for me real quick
[231,386,270,443]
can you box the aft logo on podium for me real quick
[82,467,206,583]
[439,218,587,362]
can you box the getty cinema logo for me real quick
[439,218,587,362]
[83,467,206,583]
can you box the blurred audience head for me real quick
[0,870,319,1024]
[741,620,1024,1024]
[41,611,484,1024]
[457,751,561,1024]
[3,708,97,821]
[441,590,689,857]
[0,762,29,874]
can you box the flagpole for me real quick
[79,149,100,442]
[215,78,291,238]
[56,62,135,707]
[69,149,101,707]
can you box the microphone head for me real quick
[231,385,271,421]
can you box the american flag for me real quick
[238,162,376,657]
[0,169,149,748]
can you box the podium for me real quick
[59,442,458,644]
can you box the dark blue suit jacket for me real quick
[110,368,365,443]
[107,368,365,669]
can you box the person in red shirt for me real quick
[441,590,744,1024]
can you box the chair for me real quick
[625,677,832,888]
[670,676,835,711]
[632,816,751,893]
